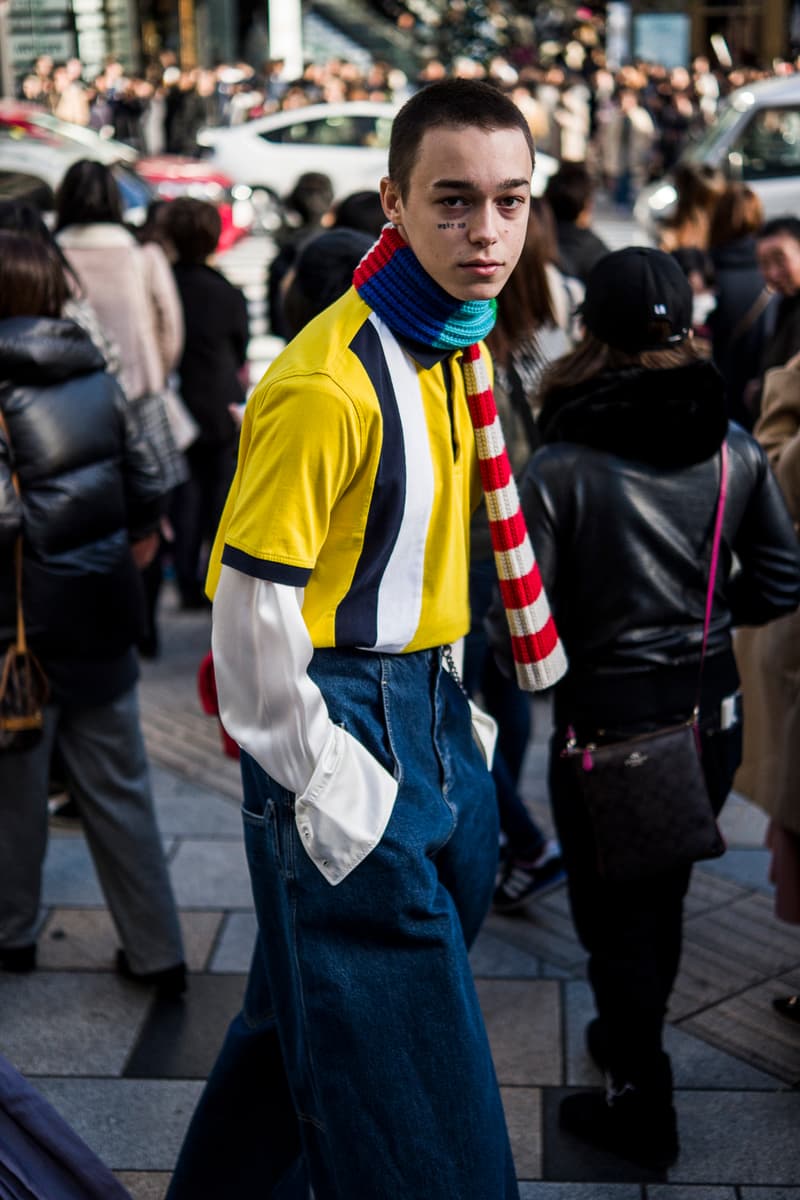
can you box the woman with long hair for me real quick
[491,247,800,1167]
[658,162,726,253]
[55,159,185,653]
[708,182,775,428]
[0,231,185,991]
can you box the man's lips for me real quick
[460,260,502,274]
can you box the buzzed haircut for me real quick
[758,215,800,243]
[388,78,535,200]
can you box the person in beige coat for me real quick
[55,161,184,410]
[735,350,800,1023]
[55,160,186,654]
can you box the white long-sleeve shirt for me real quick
[212,566,397,885]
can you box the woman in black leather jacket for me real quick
[499,248,800,1171]
[0,232,185,993]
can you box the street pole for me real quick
[267,0,303,78]
[0,0,13,99]
[179,0,197,69]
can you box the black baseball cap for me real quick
[580,246,693,354]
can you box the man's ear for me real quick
[380,176,402,226]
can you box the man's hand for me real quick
[130,531,159,569]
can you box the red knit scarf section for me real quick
[461,344,567,691]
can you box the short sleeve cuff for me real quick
[221,544,313,586]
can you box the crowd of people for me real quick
[16,39,800,197]
[1,49,800,1197]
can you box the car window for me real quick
[738,108,800,179]
[260,115,389,149]
[681,99,742,163]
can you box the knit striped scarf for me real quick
[354,225,567,692]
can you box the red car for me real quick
[135,155,252,252]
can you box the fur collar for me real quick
[538,359,728,468]
[56,223,137,250]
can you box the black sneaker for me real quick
[116,950,187,998]
[493,841,566,913]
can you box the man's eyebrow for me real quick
[431,177,531,191]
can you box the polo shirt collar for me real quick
[395,331,454,370]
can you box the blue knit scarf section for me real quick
[353,225,497,350]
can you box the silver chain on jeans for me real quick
[442,644,468,697]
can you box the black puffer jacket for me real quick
[504,358,800,725]
[0,317,164,674]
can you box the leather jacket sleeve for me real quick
[116,383,166,541]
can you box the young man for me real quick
[167,79,545,1200]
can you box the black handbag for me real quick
[0,409,49,754]
[561,443,729,883]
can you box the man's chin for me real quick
[446,278,505,303]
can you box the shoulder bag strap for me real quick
[728,287,772,346]
[694,439,729,713]
[0,408,26,655]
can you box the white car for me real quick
[636,74,800,235]
[197,100,557,203]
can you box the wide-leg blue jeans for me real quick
[167,647,518,1200]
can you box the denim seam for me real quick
[427,655,458,857]
[379,657,404,786]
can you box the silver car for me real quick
[636,74,800,235]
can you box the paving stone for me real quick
[38,909,224,973]
[209,911,258,973]
[675,895,800,1021]
[673,1090,800,1184]
[699,849,773,894]
[647,1189,735,1199]
[483,908,586,976]
[716,794,768,848]
[741,1191,800,1198]
[169,839,253,908]
[35,1079,204,1171]
[125,974,246,1080]
[470,929,542,979]
[671,934,765,1020]
[684,870,749,918]
[114,1173,170,1200]
[563,981,602,1087]
[150,765,243,837]
[0,973,148,1075]
[501,1087,541,1181]
[41,836,105,906]
[518,1188,639,1199]
[681,973,800,1085]
[477,980,561,1087]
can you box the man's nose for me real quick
[468,203,499,244]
